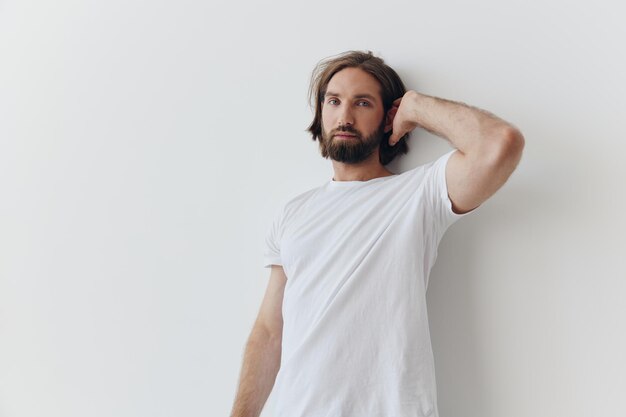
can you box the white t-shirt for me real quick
[263,149,476,417]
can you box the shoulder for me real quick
[395,150,456,184]
[421,149,457,173]
[273,183,324,220]
[286,184,322,207]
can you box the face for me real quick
[320,67,390,164]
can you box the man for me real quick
[229,50,524,417]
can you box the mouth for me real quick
[334,134,357,139]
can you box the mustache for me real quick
[333,126,360,136]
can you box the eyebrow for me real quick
[323,91,378,101]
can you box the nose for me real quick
[338,105,354,128]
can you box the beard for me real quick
[319,119,386,164]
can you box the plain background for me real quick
[1,0,625,416]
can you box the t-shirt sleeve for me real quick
[425,149,478,241]
[263,205,284,268]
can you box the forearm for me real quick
[410,91,520,157]
[230,325,282,417]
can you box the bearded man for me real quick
[230,50,525,417]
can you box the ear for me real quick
[383,108,394,134]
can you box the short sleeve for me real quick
[425,149,478,241]
[263,206,284,268]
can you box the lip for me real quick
[334,134,357,138]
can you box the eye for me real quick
[327,98,339,105]
[357,101,370,106]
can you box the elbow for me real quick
[504,126,525,153]
[503,126,525,165]
[251,322,283,348]
[485,126,525,168]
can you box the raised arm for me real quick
[229,265,287,417]
[387,90,525,214]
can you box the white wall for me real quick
[1,1,624,416]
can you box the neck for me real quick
[331,152,395,182]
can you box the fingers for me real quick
[388,96,406,146]
[389,131,400,146]
[389,128,409,146]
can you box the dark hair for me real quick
[306,50,409,165]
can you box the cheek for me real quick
[369,113,385,130]
[321,112,332,131]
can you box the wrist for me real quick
[407,90,426,125]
